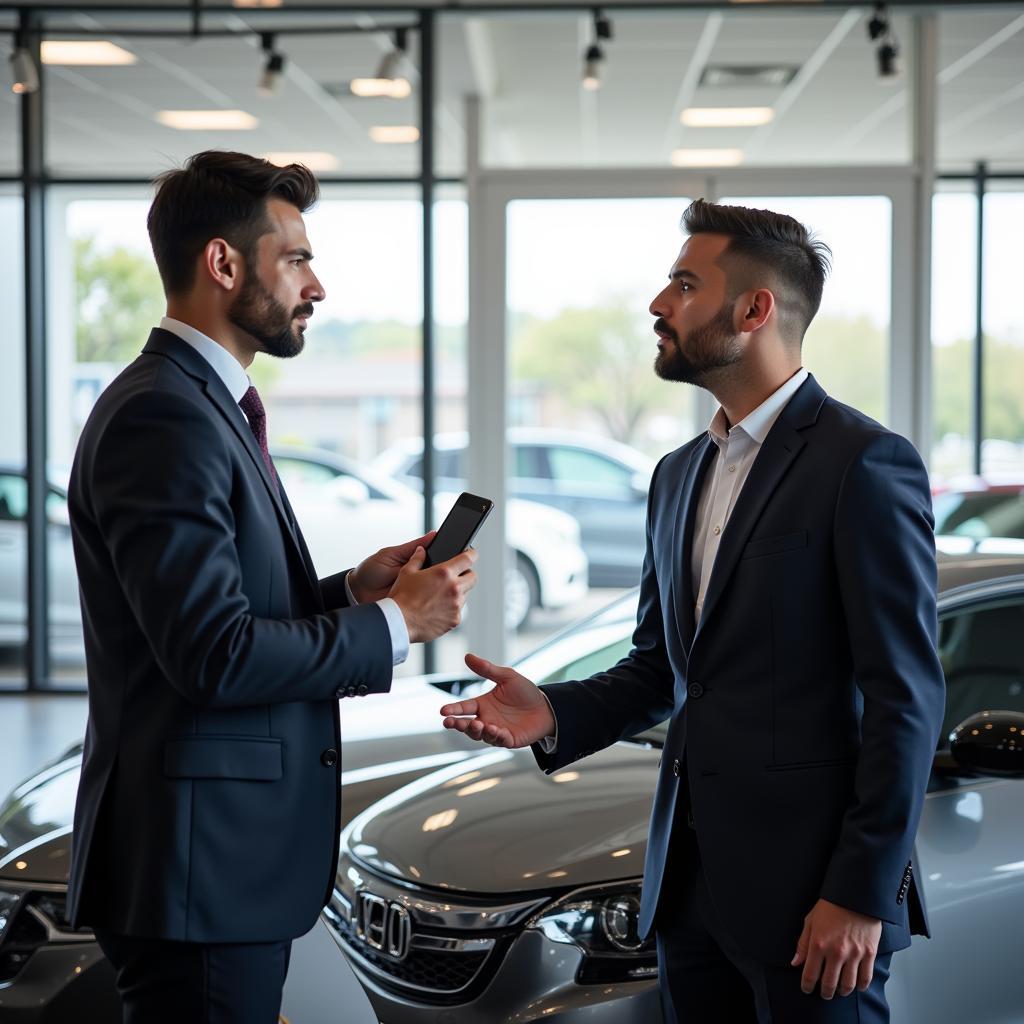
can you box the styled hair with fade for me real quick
[147,150,320,297]
[681,198,832,344]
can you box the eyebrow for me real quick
[670,268,700,282]
[286,247,314,261]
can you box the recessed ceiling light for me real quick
[156,110,258,131]
[681,107,774,128]
[351,77,412,99]
[369,125,420,144]
[233,0,283,7]
[700,65,798,88]
[41,41,137,66]
[261,151,340,172]
[671,148,744,167]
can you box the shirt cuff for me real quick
[376,598,409,667]
[537,691,558,753]
[344,572,409,667]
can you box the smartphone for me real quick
[423,492,494,568]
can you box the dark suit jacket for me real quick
[534,374,946,966]
[67,328,394,943]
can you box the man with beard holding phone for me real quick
[441,199,945,1023]
[66,150,476,1023]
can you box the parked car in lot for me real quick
[2,555,1022,1022]
[372,430,655,588]
[328,555,1024,1024]
[274,446,588,631]
[932,478,1024,554]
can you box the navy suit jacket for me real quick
[67,329,394,943]
[534,375,945,966]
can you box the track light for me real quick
[258,33,286,95]
[374,28,408,83]
[866,2,888,42]
[582,44,603,91]
[582,8,612,91]
[9,33,39,95]
[876,40,900,80]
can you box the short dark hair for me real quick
[681,198,832,344]
[147,150,320,296]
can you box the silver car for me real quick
[327,555,1024,1024]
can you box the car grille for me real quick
[324,857,548,1007]
[324,897,497,1002]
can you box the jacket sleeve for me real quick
[85,389,393,709]
[533,455,676,773]
[820,431,946,924]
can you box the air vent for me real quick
[700,65,798,88]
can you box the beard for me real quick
[653,302,743,386]
[228,266,313,359]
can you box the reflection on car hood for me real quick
[0,677,475,881]
[346,742,660,894]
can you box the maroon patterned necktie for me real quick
[238,385,278,492]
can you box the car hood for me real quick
[0,676,480,882]
[345,741,660,894]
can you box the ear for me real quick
[201,237,244,293]
[737,287,775,335]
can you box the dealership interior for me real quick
[1,0,1023,1020]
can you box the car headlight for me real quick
[526,882,658,985]
[0,885,92,983]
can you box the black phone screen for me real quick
[424,493,493,568]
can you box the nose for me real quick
[649,285,669,318]
[306,273,326,303]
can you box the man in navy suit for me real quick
[441,199,945,1022]
[67,151,477,1023]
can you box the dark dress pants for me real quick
[95,929,292,1024]
[654,821,892,1024]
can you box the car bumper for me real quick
[328,924,662,1024]
[0,940,119,1022]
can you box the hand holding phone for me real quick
[423,493,493,568]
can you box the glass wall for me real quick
[0,191,26,689]
[501,196,699,656]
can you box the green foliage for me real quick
[75,235,164,363]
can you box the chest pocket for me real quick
[742,530,808,560]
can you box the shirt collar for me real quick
[159,316,251,404]
[707,367,809,448]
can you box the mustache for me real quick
[294,303,315,319]
[654,318,678,342]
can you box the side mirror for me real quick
[328,476,371,507]
[948,710,1024,778]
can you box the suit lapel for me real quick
[692,375,826,646]
[142,329,319,592]
[672,436,717,653]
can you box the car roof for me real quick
[936,553,1024,594]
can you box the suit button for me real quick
[672,759,682,777]
[321,748,338,767]
[357,684,368,697]
[687,682,704,699]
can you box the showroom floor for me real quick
[0,693,88,795]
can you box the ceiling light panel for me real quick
[671,148,744,167]
[156,110,259,130]
[41,41,137,66]
[681,106,775,127]
[350,77,412,99]
[262,151,340,171]
[369,125,420,144]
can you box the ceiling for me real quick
[0,3,1022,177]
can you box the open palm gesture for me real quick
[440,653,556,748]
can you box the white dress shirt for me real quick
[158,316,409,666]
[691,367,808,621]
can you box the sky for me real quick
[61,190,1022,347]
